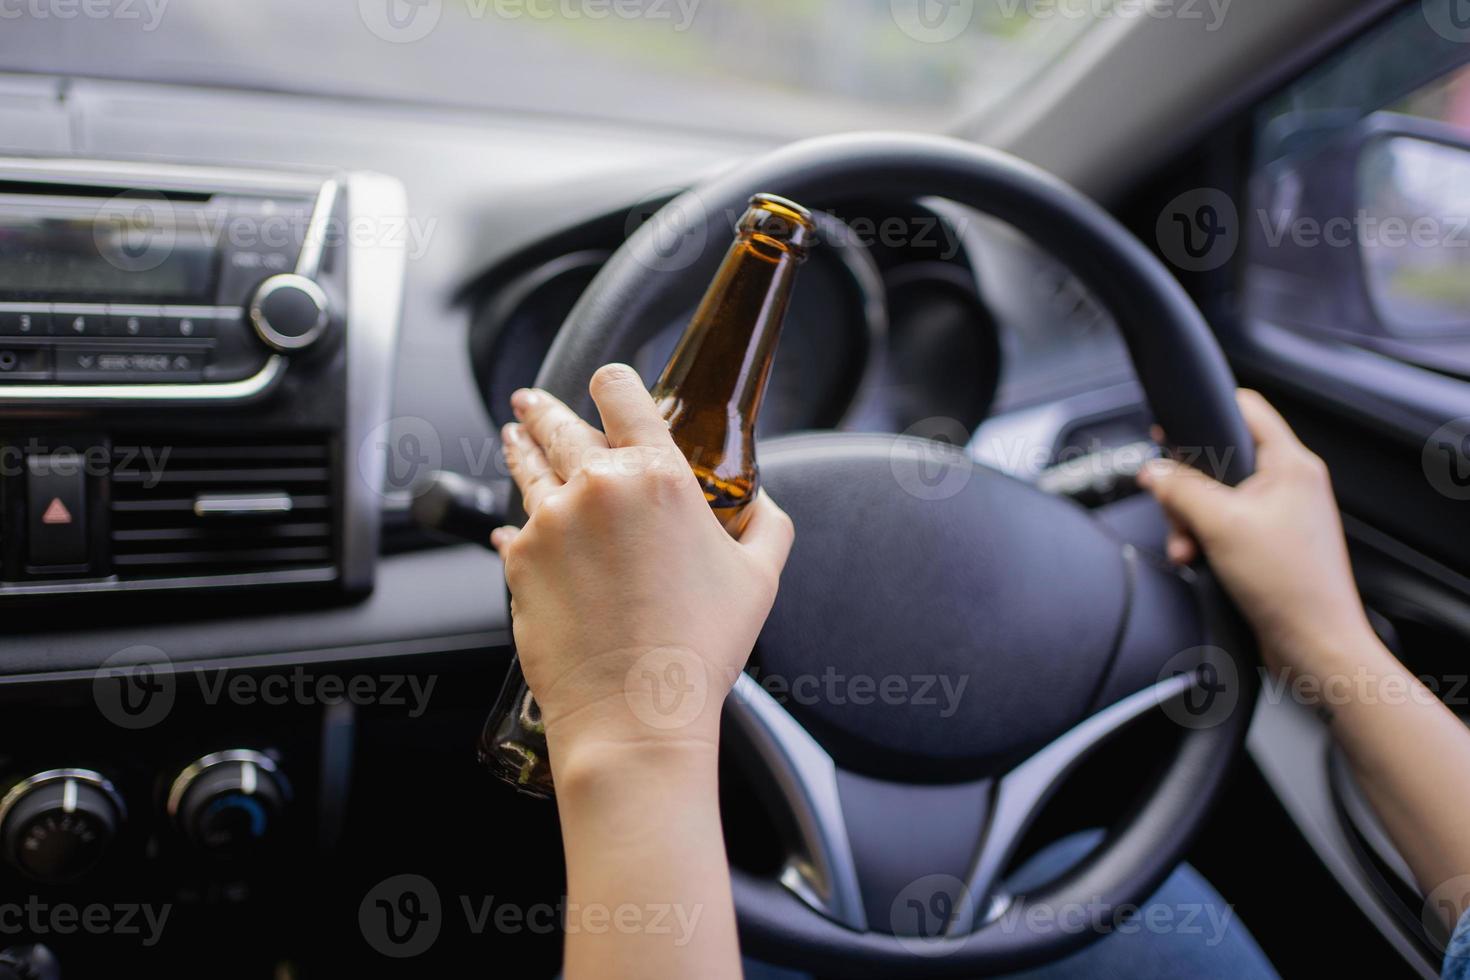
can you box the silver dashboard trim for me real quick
[0,157,325,197]
[339,171,410,592]
[0,354,285,403]
[296,179,339,280]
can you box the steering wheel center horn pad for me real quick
[755,433,1130,781]
[532,132,1259,976]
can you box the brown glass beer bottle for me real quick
[652,193,815,535]
[479,193,817,797]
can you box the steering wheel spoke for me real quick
[729,664,1211,942]
[948,668,1203,934]
[727,672,870,932]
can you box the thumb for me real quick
[1137,457,1233,543]
[738,491,796,577]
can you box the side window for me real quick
[1248,0,1470,376]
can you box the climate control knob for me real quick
[248,274,330,351]
[167,751,289,857]
[0,769,125,884]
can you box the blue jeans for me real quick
[744,830,1279,980]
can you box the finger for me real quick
[502,423,562,515]
[1236,389,1302,468]
[512,387,608,480]
[1137,456,1230,538]
[588,363,676,450]
[738,491,795,575]
[490,525,520,552]
[1166,527,1199,565]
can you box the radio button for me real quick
[106,309,163,338]
[56,348,205,383]
[0,307,50,337]
[52,307,105,337]
[160,310,218,340]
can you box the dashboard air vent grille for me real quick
[108,436,336,580]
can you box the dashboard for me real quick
[0,72,1151,975]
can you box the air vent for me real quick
[108,437,336,581]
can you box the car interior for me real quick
[0,0,1468,977]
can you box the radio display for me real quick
[0,212,218,302]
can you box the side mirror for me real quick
[1358,129,1470,336]
[1247,112,1470,352]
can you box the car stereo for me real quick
[0,159,406,597]
[0,168,339,391]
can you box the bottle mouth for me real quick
[742,193,816,256]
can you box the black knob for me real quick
[167,751,288,857]
[0,770,125,884]
[248,274,329,351]
[410,471,512,547]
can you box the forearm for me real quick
[1300,628,1470,928]
[551,737,742,980]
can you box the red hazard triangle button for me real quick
[41,497,73,525]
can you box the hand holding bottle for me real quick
[481,193,816,795]
[495,365,795,760]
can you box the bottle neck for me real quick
[654,236,797,428]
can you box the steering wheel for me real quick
[534,132,1258,977]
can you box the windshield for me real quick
[0,0,1101,138]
